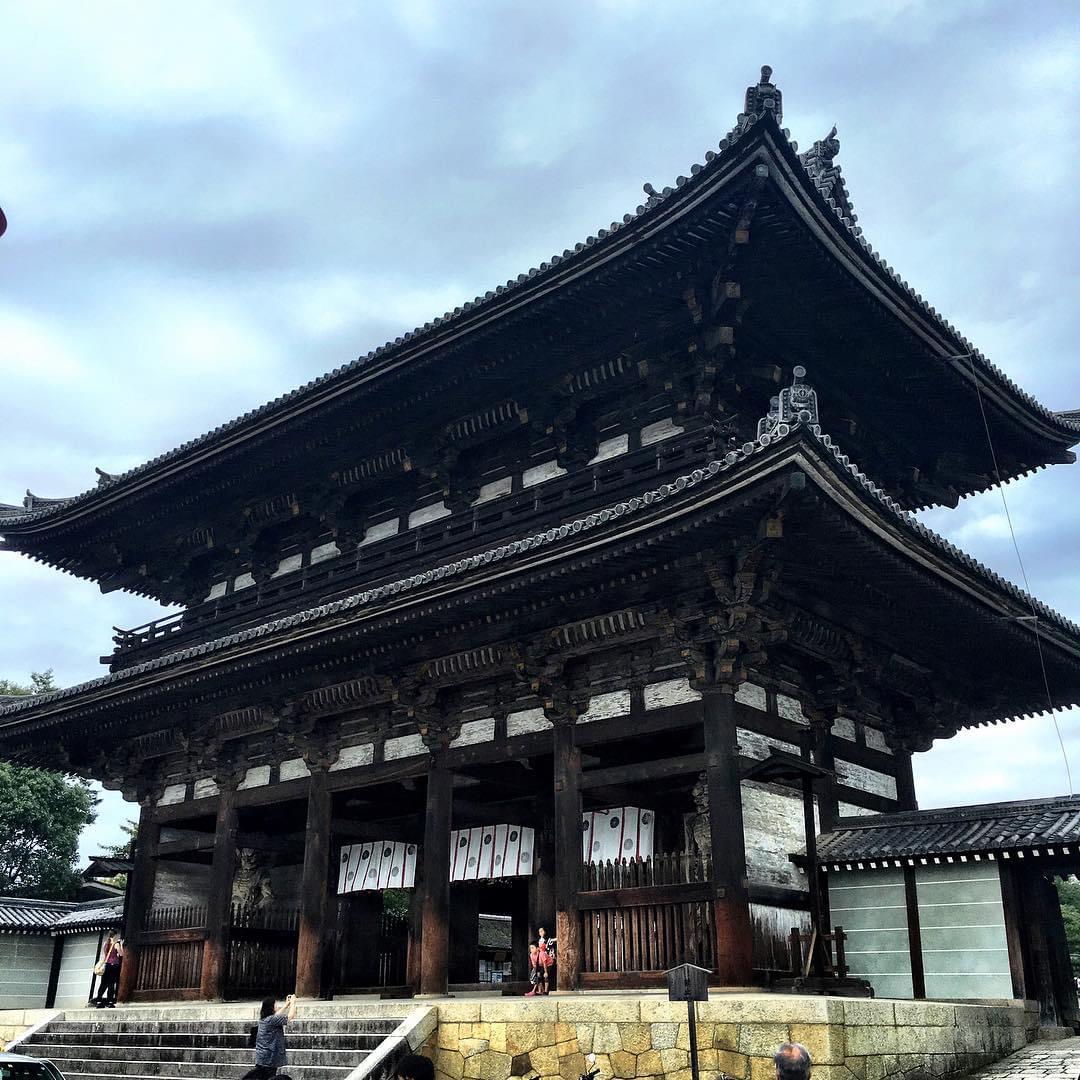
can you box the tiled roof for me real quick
[52,898,124,935]
[814,794,1080,867]
[1,408,1078,730]
[0,897,74,933]
[1,69,1076,530]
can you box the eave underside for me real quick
[2,430,1078,784]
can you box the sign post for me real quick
[665,963,710,1080]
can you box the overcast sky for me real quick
[1,1,1077,861]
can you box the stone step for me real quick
[27,1032,385,1050]
[40,1019,399,1036]
[39,1060,355,1080]
[61,1069,349,1080]
[26,1044,374,1067]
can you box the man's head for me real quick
[396,1054,434,1080]
[774,1042,812,1080]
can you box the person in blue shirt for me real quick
[251,994,297,1077]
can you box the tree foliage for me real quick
[0,671,97,899]
[1058,877,1080,964]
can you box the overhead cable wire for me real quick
[947,352,1074,794]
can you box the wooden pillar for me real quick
[296,764,334,998]
[702,688,753,986]
[200,782,239,1000]
[530,783,556,944]
[894,750,918,812]
[552,718,582,991]
[406,870,424,993]
[117,802,160,1003]
[44,935,64,1008]
[998,862,1029,1001]
[903,867,926,999]
[810,714,839,832]
[419,759,453,995]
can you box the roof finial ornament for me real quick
[744,64,782,127]
[757,365,819,440]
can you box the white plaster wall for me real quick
[54,931,101,1008]
[742,781,813,890]
[0,936,52,1009]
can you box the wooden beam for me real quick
[295,765,334,998]
[703,690,753,987]
[580,752,705,790]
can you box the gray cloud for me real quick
[1,1,1077,857]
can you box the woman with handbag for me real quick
[93,933,123,1008]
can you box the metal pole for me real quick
[687,998,700,1080]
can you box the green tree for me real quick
[1058,877,1080,966]
[0,671,98,899]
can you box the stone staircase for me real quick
[15,1004,412,1080]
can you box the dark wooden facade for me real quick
[2,68,1079,1001]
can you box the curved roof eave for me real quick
[1,97,1077,535]
[1,416,1077,739]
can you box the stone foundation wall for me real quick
[421,996,1037,1080]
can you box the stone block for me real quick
[488,1027,506,1054]
[846,1026,899,1057]
[717,1050,750,1079]
[558,1051,587,1080]
[460,1038,490,1058]
[660,1046,690,1073]
[639,1000,686,1023]
[738,1023,790,1057]
[790,1023,845,1064]
[436,1049,465,1079]
[593,1022,621,1054]
[530,1045,559,1076]
[651,1022,679,1049]
[704,997,842,1026]
[439,1023,461,1051]
[698,1049,719,1071]
[558,999,639,1023]
[842,1000,896,1027]
[882,1053,901,1076]
[618,1022,652,1054]
[555,1022,576,1042]
[440,1003,482,1022]
[636,1049,663,1076]
[864,1055,885,1080]
[505,1022,542,1055]
[574,1024,593,1054]
[750,1056,777,1080]
[481,999,558,1022]
[463,1050,512,1080]
[713,1022,739,1050]
[811,1067,859,1080]
[893,1002,954,1028]
[609,1049,637,1078]
[844,1056,867,1079]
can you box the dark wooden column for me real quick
[529,782,556,948]
[296,758,336,998]
[200,778,240,1000]
[902,867,926,999]
[809,713,839,832]
[894,750,918,811]
[702,687,753,986]
[419,757,453,995]
[118,801,161,1002]
[998,862,1030,1000]
[552,717,582,991]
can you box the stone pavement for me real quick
[965,1037,1080,1080]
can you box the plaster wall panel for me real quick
[330,743,375,770]
[0,936,52,1009]
[238,765,271,790]
[54,931,101,1008]
[643,678,700,710]
[507,708,551,736]
[863,725,893,754]
[775,694,807,724]
[309,541,341,564]
[735,681,767,711]
[473,477,513,504]
[192,778,220,799]
[152,862,211,909]
[588,434,629,464]
[831,716,857,742]
[835,759,897,801]
[408,502,452,529]
[737,727,799,763]
[270,554,303,578]
[360,519,399,546]
[279,757,309,781]
[640,418,685,445]
[522,460,567,488]
[827,868,914,999]
[383,734,427,761]
[742,781,810,890]
[450,718,496,748]
[157,784,186,806]
[579,691,631,724]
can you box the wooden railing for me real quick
[579,854,714,986]
[227,904,300,997]
[134,905,208,996]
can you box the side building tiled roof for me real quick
[52,898,124,935]
[812,794,1080,869]
[0,897,75,933]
